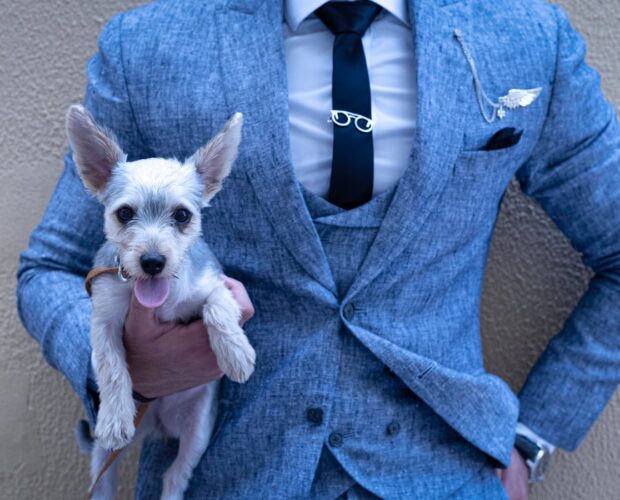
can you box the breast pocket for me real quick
[454,146,518,178]
[452,123,535,185]
[449,141,529,208]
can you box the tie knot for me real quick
[315,1,382,37]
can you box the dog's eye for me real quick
[116,206,134,223]
[173,208,191,224]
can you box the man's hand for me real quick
[220,274,255,325]
[123,274,255,399]
[496,447,529,499]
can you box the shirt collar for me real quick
[284,0,410,32]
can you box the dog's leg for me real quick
[91,298,136,450]
[202,281,255,383]
[161,384,219,500]
[89,403,155,500]
[89,443,120,500]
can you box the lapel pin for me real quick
[453,29,542,123]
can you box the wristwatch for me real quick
[514,433,552,483]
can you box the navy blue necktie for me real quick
[315,1,382,209]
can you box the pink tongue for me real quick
[134,277,170,308]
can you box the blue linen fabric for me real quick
[16,0,620,497]
[299,182,507,497]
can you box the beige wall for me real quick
[0,1,618,498]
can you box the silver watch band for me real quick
[514,433,552,483]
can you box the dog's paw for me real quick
[210,326,256,383]
[161,475,186,500]
[94,404,135,451]
[221,339,256,384]
[160,490,184,500]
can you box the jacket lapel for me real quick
[344,0,473,301]
[217,0,473,300]
[216,0,338,296]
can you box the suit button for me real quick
[342,303,355,321]
[328,432,343,448]
[387,421,401,436]
[306,407,324,425]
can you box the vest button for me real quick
[342,303,355,321]
[328,431,343,448]
[387,421,401,436]
[306,407,324,425]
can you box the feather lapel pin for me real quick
[497,88,542,119]
[453,29,542,123]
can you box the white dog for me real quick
[66,105,256,499]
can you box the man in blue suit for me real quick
[16,0,620,498]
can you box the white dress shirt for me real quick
[283,0,556,453]
[283,0,417,199]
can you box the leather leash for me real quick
[86,402,150,499]
[84,265,148,498]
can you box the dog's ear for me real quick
[190,112,243,205]
[65,104,125,194]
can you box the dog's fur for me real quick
[66,105,255,499]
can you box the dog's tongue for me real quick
[134,277,170,308]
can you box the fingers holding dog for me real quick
[220,274,255,326]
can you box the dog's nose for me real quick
[140,253,166,276]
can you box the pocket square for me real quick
[481,127,523,151]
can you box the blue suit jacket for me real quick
[16,0,620,497]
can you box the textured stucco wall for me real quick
[0,1,618,498]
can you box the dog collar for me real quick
[84,257,130,297]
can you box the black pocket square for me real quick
[481,127,523,151]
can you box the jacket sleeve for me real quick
[515,5,620,451]
[15,12,146,426]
